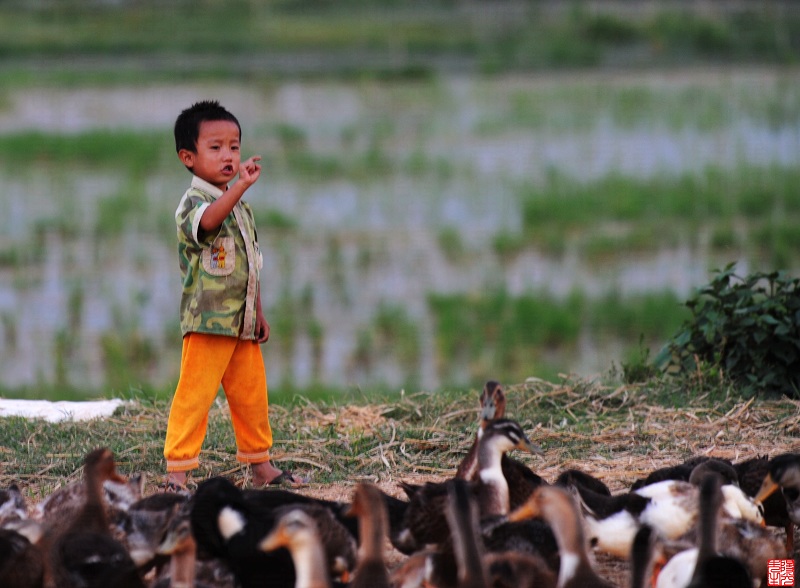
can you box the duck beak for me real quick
[507,496,541,522]
[157,530,182,556]
[259,525,289,552]
[755,473,780,504]
[109,470,127,484]
[518,437,544,456]
[650,551,668,588]
[480,402,497,422]
[343,500,360,518]
[130,547,157,566]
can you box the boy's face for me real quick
[178,119,242,190]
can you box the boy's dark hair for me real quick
[174,100,241,153]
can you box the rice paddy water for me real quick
[0,68,798,396]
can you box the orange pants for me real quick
[164,332,273,472]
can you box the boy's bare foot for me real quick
[161,471,191,492]
[251,460,308,487]
[167,471,187,486]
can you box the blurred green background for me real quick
[1,0,799,400]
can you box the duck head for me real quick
[84,447,127,485]
[755,453,800,524]
[480,419,543,457]
[479,381,506,425]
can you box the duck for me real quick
[480,495,560,586]
[571,484,651,558]
[192,475,360,588]
[392,489,561,588]
[443,479,490,588]
[661,515,786,585]
[190,476,302,588]
[630,457,736,491]
[480,511,560,573]
[239,486,360,540]
[391,421,543,588]
[501,454,549,512]
[395,480,450,550]
[579,460,764,558]
[0,526,45,588]
[733,455,792,539]
[0,484,31,527]
[41,447,144,588]
[554,468,611,497]
[271,501,357,584]
[0,484,43,588]
[753,452,800,552]
[34,467,142,523]
[115,490,189,570]
[473,419,543,518]
[455,380,507,481]
[344,482,390,588]
[629,524,665,588]
[657,511,784,585]
[395,419,541,550]
[389,548,434,588]
[389,479,499,588]
[656,473,753,588]
[152,501,204,588]
[507,484,615,588]
[483,550,557,588]
[258,508,332,588]
[151,499,235,588]
[454,383,547,510]
[373,487,412,555]
[235,487,357,582]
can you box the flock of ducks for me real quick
[1,380,799,588]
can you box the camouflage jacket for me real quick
[175,176,262,339]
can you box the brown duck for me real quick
[444,479,490,588]
[396,419,541,550]
[455,380,507,481]
[455,382,547,510]
[0,525,45,588]
[42,447,144,588]
[345,482,390,588]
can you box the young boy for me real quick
[164,100,304,489]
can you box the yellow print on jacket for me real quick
[211,244,226,269]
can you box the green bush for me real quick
[656,263,800,397]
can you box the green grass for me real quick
[1,0,799,84]
[0,130,169,170]
[517,165,800,263]
[0,1,478,57]
[589,291,688,341]
[427,289,691,386]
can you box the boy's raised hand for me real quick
[238,155,262,186]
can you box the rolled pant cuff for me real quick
[166,457,200,472]
[236,450,271,464]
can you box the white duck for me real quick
[580,462,764,558]
[656,473,753,588]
